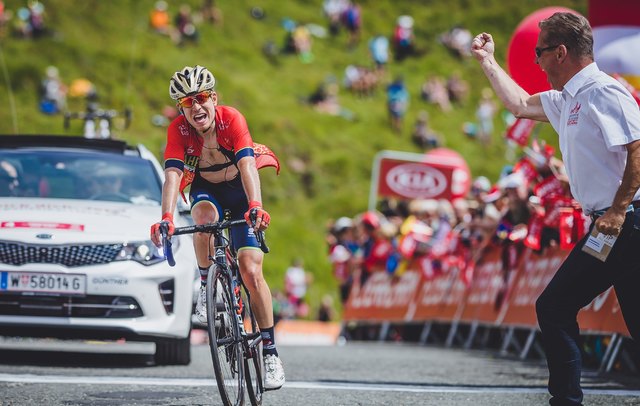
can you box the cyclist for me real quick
[150,65,285,390]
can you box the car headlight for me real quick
[115,238,180,266]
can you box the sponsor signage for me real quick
[369,149,471,209]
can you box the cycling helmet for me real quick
[169,65,216,100]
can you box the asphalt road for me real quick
[0,336,639,406]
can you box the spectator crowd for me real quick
[327,140,587,306]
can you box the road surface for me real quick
[0,336,638,405]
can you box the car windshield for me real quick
[0,148,162,205]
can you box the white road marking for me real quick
[0,373,638,397]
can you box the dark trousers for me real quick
[536,211,640,406]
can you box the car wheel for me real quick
[154,332,191,365]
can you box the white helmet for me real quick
[169,65,216,100]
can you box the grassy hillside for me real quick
[0,0,587,315]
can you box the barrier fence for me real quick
[342,244,631,372]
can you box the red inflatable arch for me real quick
[507,7,582,95]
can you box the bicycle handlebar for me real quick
[160,218,270,267]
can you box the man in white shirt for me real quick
[471,12,640,406]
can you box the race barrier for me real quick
[275,320,342,346]
[343,243,630,370]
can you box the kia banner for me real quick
[368,149,471,210]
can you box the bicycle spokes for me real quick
[208,273,244,406]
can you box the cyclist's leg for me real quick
[189,185,222,323]
[233,227,285,390]
[218,176,285,388]
[230,223,274,331]
[237,248,273,329]
[189,187,222,270]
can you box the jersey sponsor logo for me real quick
[178,123,190,136]
[567,102,581,126]
[217,120,230,131]
[184,155,198,174]
[385,163,447,198]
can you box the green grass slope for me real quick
[0,0,586,316]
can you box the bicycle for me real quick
[64,104,132,139]
[161,211,267,406]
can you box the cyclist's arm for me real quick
[161,167,183,216]
[237,156,262,205]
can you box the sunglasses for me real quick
[535,45,559,58]
[177,91,212,108]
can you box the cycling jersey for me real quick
[164,105,280,201]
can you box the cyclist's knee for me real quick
[191,201,218,224]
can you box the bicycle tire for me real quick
[207,269,244,406]
[242,285,264,406]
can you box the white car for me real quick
[0,135,197,365]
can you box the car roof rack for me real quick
[0,135,133,154]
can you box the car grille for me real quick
[0,241,123,267]
[0,293,143,318]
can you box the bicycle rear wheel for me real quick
[207,270,244,406]
[242,286,264,406]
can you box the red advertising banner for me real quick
[343,269,422,322]
[599,292,630,336]
[458,246,508,324]
[578,287,630,336]
[498,247,565,326]
[369,149,471,210]
[412,266,467,321]
[343,245,631,337]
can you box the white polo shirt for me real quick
[540,63,640,214]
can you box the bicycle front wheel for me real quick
[242,286,264,406]
[207,270,244,406]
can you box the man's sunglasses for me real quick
[535,45,559,58]
[177,91,212,108]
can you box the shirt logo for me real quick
[217,120,230,131]
[567,102,581,126]
[178,123,190,136]
[184,155,199,168]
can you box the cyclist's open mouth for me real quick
[193,113,208,125]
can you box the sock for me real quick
[261,326,278,356]
[198,266,208,286]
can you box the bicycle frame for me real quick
[161,214,267,405]
[209,222,259,345]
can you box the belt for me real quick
[590,201,640,221]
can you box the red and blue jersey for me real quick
[164,105,279,201]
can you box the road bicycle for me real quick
[161,211,267,406]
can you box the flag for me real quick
[505,117,536,146]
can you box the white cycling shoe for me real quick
[263,354,285,391]
[195,285,207,324]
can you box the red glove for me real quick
[244,200,270,230]
[150,212,175,246]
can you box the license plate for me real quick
[0,272,86,295]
